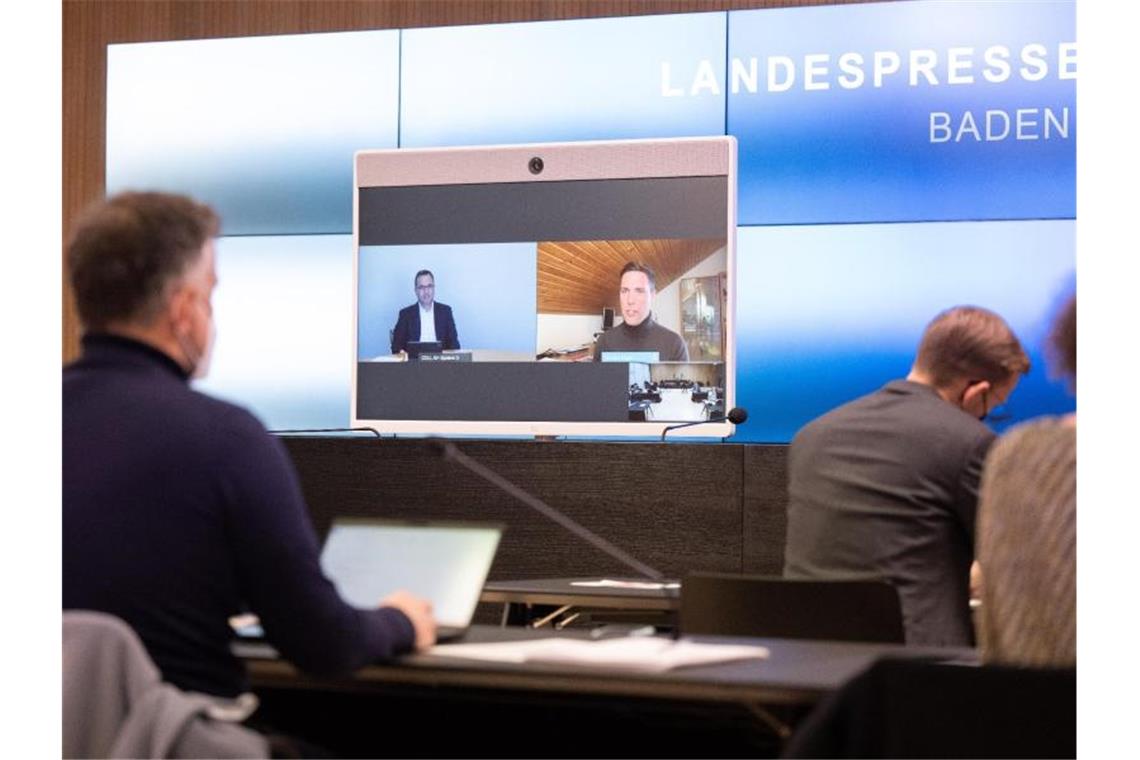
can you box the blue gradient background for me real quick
[737,220,1076,441]
[107,31,400,235]
[104,3,1077,441]
[194,235,354,429]
[357,244,537,359]
[400,13,726,146]
[728,1,1076,224]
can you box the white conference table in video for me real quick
[647,388,708,422]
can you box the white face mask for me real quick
[190,316,216,380]
[176,309,216,381]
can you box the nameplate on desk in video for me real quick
[419,351,472,362]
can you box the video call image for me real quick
[353,167,733,427]
[355,236,728,424]
[627,362,727,423]
[535,238,725,366]
[356,241,539,363]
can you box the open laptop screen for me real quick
[320,518,502,630]
[405,340,443,359]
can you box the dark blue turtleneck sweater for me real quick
[63,334,414,696]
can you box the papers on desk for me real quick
[428,637,769,672]
[570,579,681,590]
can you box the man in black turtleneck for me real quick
[594,261,688,362]
[62,191,436,700]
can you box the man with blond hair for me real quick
[784,306,1030,647]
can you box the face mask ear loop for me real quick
[174,325,200,378]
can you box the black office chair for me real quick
[782,657,1076,758]
[680,572,905,643]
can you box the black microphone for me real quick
[660,407,748,441]
[428,438,665,581]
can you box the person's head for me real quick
[908,305,1031,421]
[1049,295,1077,387]
[414,269,435,309]
[618,261,657,327]
[66,191,220,376]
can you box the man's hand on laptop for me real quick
[382,590,437,650]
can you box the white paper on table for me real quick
[424,639,553,664]
[569,579,681,590]
[428,637,768,672]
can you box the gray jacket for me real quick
[784,380,995,647]
[63,611,268,759]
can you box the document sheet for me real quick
[428,636,769,672]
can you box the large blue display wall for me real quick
[107,1,1076,441]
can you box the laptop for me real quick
[320,518,503,642]
[233,518,502,645]
[405,340,443,360]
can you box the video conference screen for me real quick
[353,160,733,435]
[107,1,1075,440]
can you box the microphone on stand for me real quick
[268,427,383,438]
[427,438,665,581]
[660,407,748,442]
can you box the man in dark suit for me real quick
[391,269,460,354]
[783,306,1030,647]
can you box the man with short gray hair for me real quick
[63,191,436,699]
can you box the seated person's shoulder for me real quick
[987,416,1075,467]
[184,389,273,442]
[667,327,688,359]
[789,409,837,453]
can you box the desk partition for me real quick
[282,437,788,589]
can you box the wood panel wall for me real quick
[62,0,876,360]
[537,238,724,314]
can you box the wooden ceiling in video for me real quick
[537,238,724,314]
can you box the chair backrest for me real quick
[680,572,905,643]
[63,610,267,759]
[782,657,1076,759]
